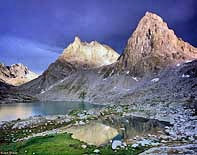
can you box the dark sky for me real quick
[0,0,197,73]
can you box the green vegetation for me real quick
[68,109,83,116]
[0,120,71,144]
[0,133,92,155]
[0,133,148,155]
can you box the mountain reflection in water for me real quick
[64,115,170,145]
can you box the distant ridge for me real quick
[0,63,38,86]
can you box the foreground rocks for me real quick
[140,144,197,155]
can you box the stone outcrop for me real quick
[117,12,197,76]
[0,63,38,86]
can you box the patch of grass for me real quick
[68,109,82,116]
[0,133,149,155]
[100,145,149,155]
[0,133,94,155]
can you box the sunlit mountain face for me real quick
[1,0,197,73]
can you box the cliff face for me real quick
[117,12,197,76]
[0,63,38,86]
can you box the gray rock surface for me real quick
[140,144,197,155]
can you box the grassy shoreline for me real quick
[0,133,148,155]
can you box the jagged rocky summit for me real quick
[0,63,38,86]
[117,12,197,76]
[59,36,119,68]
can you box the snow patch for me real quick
[39,77,68,94]
[132,77,138,81]
[103,78,107,81]
[109,69,114,76]
[182,74,190,78]
[185,60,193,63]
[176,63,181,67]
[40,89,45,94]
[60,79,64,83]
[151,78,159,82]
[113,86,117,90]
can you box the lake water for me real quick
[0,101,103,122]
[64,115,170,145]
[101,116,170,143]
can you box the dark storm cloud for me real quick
[0,0,197,72]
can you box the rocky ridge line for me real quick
[59,36,119,68]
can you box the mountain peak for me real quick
[144,12,164,22]
[134,12,169,37]
[117,12,197,76]
[73,36,81,44]
[58,37,119,68]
